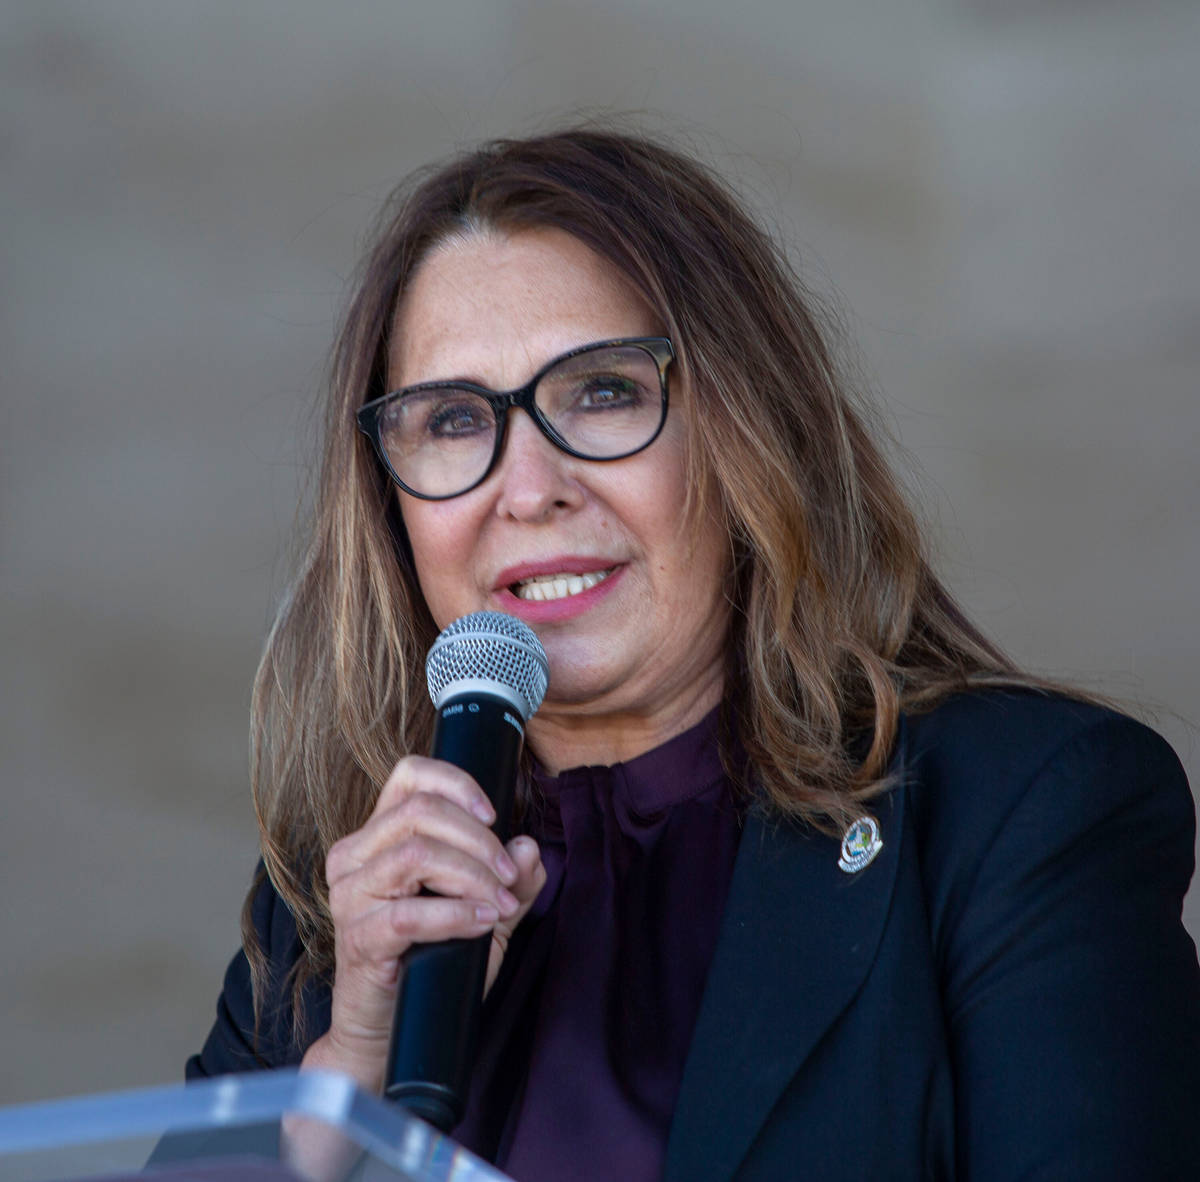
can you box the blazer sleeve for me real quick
[941,712,1200,1179]
[186,866,314,1079]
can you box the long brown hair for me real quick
[245,123,1025,1037]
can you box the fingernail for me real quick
[496,886,519,915]
[473,800,497,824]
[495,851,518,882]
[475,904,500,924]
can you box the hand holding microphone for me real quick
[305,612,548,1124]
[386,612,549,1128]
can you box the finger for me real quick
[485,837,547,993]
[335,792,517,886]
[338,894,501,972]
[378,754,497,824]
[332,834,520,917]
[333,892,501,998]
[389,894,501,940]
[506,835,547,907]
[327,791,515,892]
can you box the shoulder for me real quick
[898,689,1195,947]
[899,688,1192,881]
[187,865,325,1078]
[247,863,307,976]
[894,689,1200,1175]
[902,685,1181,789]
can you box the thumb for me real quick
[484,836,546,993]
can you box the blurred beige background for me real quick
[2,1,1197,1104]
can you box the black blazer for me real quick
[192,692,1200,1180]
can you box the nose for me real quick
[490,407,583,522]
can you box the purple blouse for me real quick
[455,708,744,1181]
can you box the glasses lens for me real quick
[377,387,497,497]
[534,344,665,458]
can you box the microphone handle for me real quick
[384,691,525,1130]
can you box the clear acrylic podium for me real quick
[0,1069,512,1181]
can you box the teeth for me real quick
[513,569,611,601]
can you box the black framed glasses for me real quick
[357,337,674,500]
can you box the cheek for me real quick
[640,436,704,556]
[650,453,730,605]
[398,498,477,620]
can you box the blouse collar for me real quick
[529,705,730,820]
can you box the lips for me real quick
[512,569,614,601]
[493,558,625,620]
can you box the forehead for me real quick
[388,227,658,388]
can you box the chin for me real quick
[537,660,626,709]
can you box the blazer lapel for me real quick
[664,724,909,1182]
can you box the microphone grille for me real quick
[426,611,550,721]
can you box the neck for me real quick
[524,675,724,775]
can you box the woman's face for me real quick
[390,227,730,767]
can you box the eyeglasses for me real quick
[357,337,674,500]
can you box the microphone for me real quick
[384,611,549,1130]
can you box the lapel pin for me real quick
[838,815,882,874]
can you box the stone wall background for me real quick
[2,1,1197,1103]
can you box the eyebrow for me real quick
[388,338,625,397]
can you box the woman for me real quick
[190,127,1200,1179]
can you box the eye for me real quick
[387,389,494,442]
[427,399,491,436]
[573,375,645,410]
